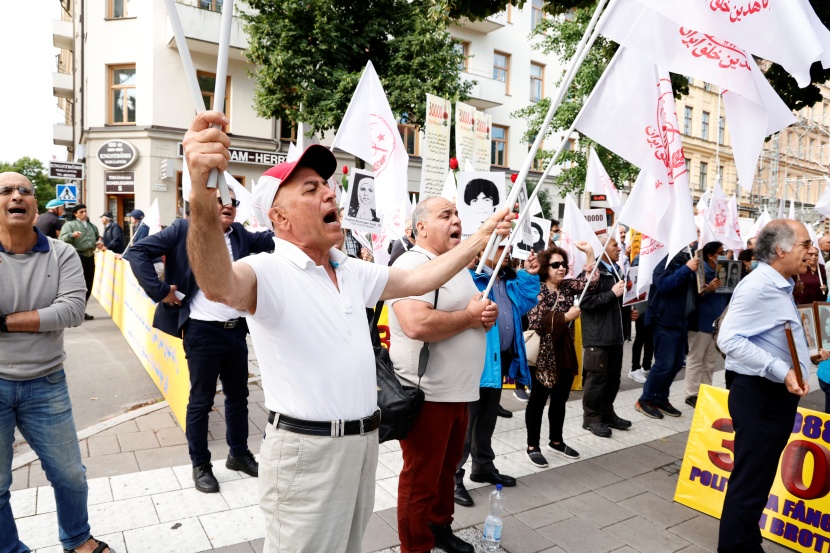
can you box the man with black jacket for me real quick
[580,237,633,438]
[125,187,274,493]
[635,249,699,419]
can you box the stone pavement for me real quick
[11,363,823,553]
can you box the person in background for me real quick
[127,209,149,244]
[59,204,99,321]
[746,236,756,250]
[793,246,826,304]
[35,199,65,238]
[548,219,561,248]
[389,217,414,265]
[737,248,756,278]
[100,211,125,254]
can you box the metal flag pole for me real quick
[476,0,612,274]
[207,0,234,205]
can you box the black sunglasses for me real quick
[217,197,241,208]
[549,261,566,269]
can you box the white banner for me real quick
[455,102,476,169]
[419,94,452,199]
[474,112,492,171]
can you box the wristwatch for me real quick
[0,315,7,333]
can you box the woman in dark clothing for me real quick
[794,248,827,304]
[525,242,596,467]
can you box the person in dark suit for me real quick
[124,187,274,494]
[100,211,125,254]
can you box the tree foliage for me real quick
[0,157,58,213]
[243,0,472,134]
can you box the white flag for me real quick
[728,195,743,245]
[560,194,605,278]
[601,0,796,191]
[224,173,253,226]
[331,61,409,234]
[296,122,320,152]
[635,234,668,295]
[750,208,772,238]
[145,198,162,236]
[286,142,299,163]
[696,189,711,219]
[637,0,830,87]
[807,224,825,266]
[706,177,744,249]
[584,147,623,213]
[816,177,830,218]
[440,170,457,202]
[789,198,796,220]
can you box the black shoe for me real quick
[635,400,664,419]
[685,395,698,408]
[546,442,580,459]
[469,470,517,487]
[655,401,682,417]
[429,523,474,553]
[604,415,632,431]
[583,421,612,438]
[497,405,513,418]
[84,313,94,321]
[226,450,258,477]
[192,462,219,493]
[454,483,474,506]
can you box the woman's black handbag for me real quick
[372,290,437,443]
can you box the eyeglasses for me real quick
[218,197,241,208]
[549,261,566,269]
[0,186,34,196]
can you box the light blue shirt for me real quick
[718,262,811,383]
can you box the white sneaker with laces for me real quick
[628,369,647,384]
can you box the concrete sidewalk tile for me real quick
[376,507,398,532]
[34,532,125,553]
[491,481,551,514]
[250,538,265,552]
[152,488,230,522]
[373,482,397,512]
[618,443,679,470]
[88,496,160,535]
[374,460,396,480]
[537,547,567,553]
[136,411,178,432]
[377,476,399,499]
[537,516,624,553]
[88,434,121,457]
[520,471,589,502]
[378,450,404,474]
[645,437,688,459]
[78,439,89,459]
[123,516,212,553]
[205,439,232,460]
[495,413,527,432]
[155,427,188,447]
[604,515,691,553]
[762,538,798,552]
[208,421,227,441]
[83,452,140,479]
[361,513,400,553]
[10,487,37,517]
[248,389,266,403]
[117,430,160,452]
[628,469,680,502]
[495,451,540,479]
[11,466,28,491]
[208,409,225,422]
[37,477,113,514]
[558,491,636,529]
[96,420,139,437]
[514,503,573,530]
[451,494,491,530]
[201,505,266,548]
[498,515,555,553]
[210,543,256,552]
[554,460,623,490]
[28,462,50,488]
[491,435,522,456]
[618,492,698,528]
[219,476,260,509]
[589,451,652,480]
[110,467,180,500]
[667,514,719,551]
[594,480,646,503]
[134,444,190,471]
[16,512,61,550]
[676,546,710,553]
[493,426,531,450]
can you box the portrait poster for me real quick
[797,304,820,357]
[473,112,492,171]
[815,302,830,351]
[455,102,476,169]
[513,217,551,261]
[714,260,741,294]
[342,169,382,234]
[419,94,452,199]
[513,181,533,243]
[695,249,706,294]
[456,171,506,239]
[622,266,649,306]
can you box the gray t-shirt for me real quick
[388,246,485,402]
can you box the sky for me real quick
[0,1,67,166]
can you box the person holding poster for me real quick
[716,220,828,553]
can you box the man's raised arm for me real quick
[184,111,258,312]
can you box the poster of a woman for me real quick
[342,169,382,233]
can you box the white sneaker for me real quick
[628,369,647,384]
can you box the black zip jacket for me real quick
[580,263,632,347]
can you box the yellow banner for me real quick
[675,385,830,553]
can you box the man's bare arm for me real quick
[4,311,40,332]
[393,294,497,342]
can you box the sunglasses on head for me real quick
[217,197,241,208]
[0,186,34,196]
[549,261,566,269]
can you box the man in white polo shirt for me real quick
[182,111,514,553]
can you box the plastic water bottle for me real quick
[483,483,504,552]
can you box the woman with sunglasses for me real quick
[524,241,596,467]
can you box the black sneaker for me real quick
[604,416,632,431]
[546,442,580,459]
[226,450,259,477]
[685,395,698,408]
[582,421,612,438]
[429,523,474,553]
[192,462,219,493]
[526,447,549,467]
[656,402,682,417]
[635,400,664,419]
[84,313,94,321]
[497,405,513,418]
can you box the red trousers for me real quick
[397,401,468,553]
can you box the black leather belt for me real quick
[195,318,241,329]
[268,410,381,437]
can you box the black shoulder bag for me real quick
[372,289,438,443]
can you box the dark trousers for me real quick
[631,318,654,370]
[718,374,800,552]
[398,401,468,553]
[820,378,830,413]
[182,320,250,466]
[582,344,623,424]
[526,366,575,447]
[639,325,686,404]
[77,253,95,304]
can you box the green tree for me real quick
[242,0,472,134]
[0,157,58,213]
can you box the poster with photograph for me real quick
[816,302,830,351]
[714,260,742,294]
[513,217,551,261]
[341,169,382,234]
[622,266,649,306]
[695,249,706,294]
[456,171,506,239]
[798,304,820,357]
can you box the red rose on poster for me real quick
[449,157,459,171]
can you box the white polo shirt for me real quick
[239,238,389,421]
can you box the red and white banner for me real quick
[584,147,623,213]
[702,177,744,249]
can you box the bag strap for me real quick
[416,288,439,380]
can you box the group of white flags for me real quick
[697,178,744,251]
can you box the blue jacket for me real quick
[469,267,539,388]
[645,251,696,329]
[688,263,730,334]
[124,219,274,337]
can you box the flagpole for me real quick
[576,220,621,305]
[476,0,614,274]
[205,0,234,206]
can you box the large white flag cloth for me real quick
[789,198,796,220]
[560,194,604,278]
[576,46,697,266]
[600,0,796,191]
[637,0,830,87]
[584,147,623,213]
[704,177,744,249]
[728,195,743,246]
[144,198,163,236]
[816,177,830,218]
[750,208,772,239]
[331,61,409,233]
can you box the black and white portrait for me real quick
[342,169,382,233]
[798,304,819,356]
[457,172,506,239]
[513,217,551,261]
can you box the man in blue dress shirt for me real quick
[717,219,826,552]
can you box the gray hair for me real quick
[411,197,444,241]
[754,220,797,264]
